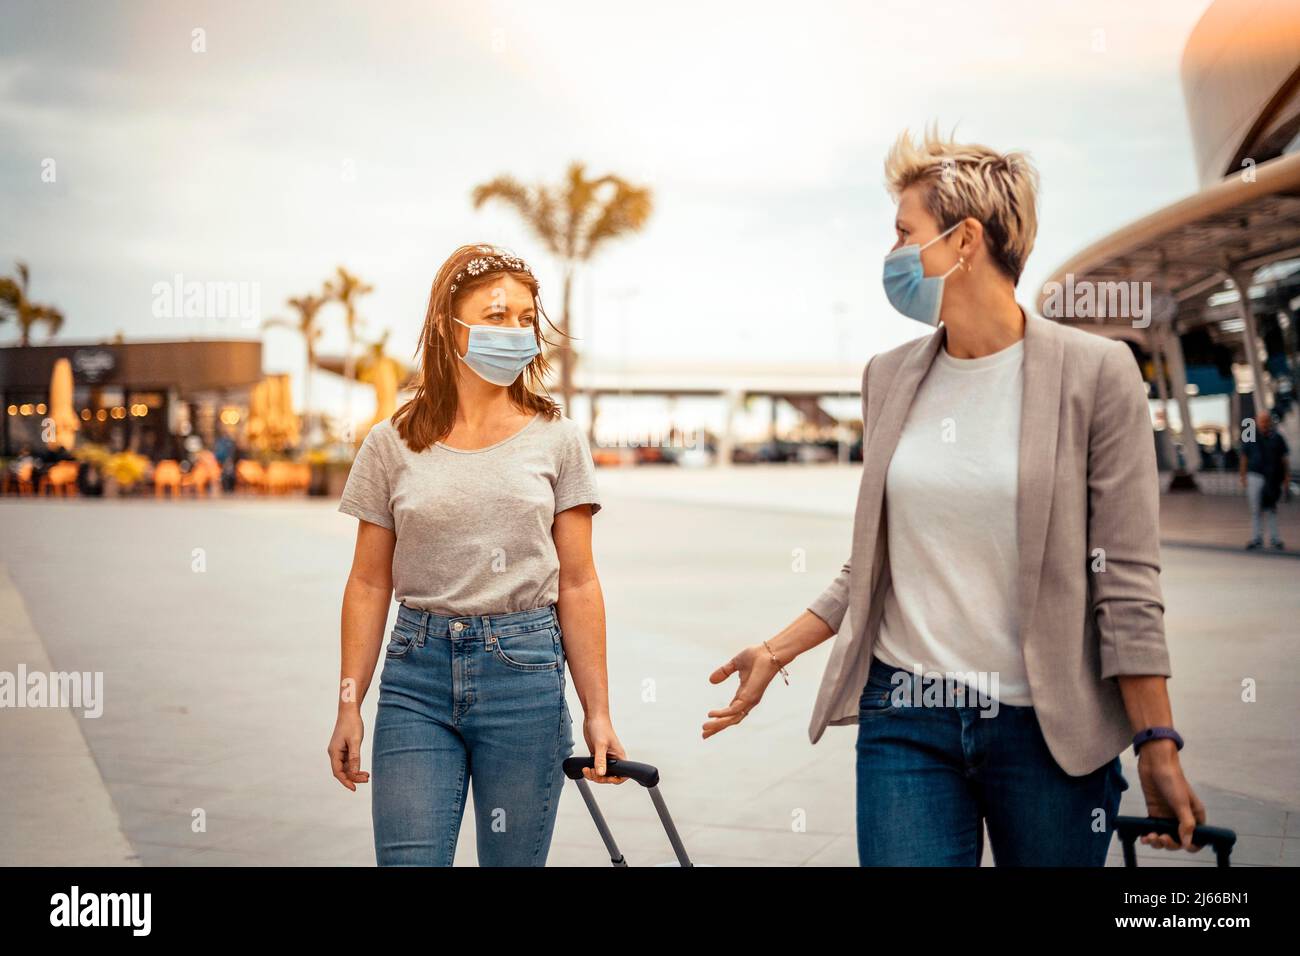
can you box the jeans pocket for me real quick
[385,625,417,659]
[858,681,900,719]
[493,623,560,672]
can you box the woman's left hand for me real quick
[582,713,629,784]
[1136,740,1208,851]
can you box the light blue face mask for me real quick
[453,317,540,386]
[882,221,963,326]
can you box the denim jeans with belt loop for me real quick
[371,602,574,866]
[855,655,1128,866]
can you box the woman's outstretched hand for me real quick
[704,644,781,739]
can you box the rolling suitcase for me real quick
[562,757,693,867]
[1114,816,1237,867]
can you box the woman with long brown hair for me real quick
[327,243,627,866]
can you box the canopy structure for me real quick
[1036,149,1300,406]
[1036,0,1300,483]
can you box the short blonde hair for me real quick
[884,125,1040,284]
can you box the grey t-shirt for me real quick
[337,413,602,616]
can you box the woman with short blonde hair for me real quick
[707,128,1207,866]
[882,127,1039,285]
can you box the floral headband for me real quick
[449,253,535,294]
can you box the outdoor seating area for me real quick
[234,459,312,494]
[0,451,315,498]
[0,458,78,496]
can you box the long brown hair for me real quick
[392,243,562,452]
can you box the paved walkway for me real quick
[0,565,137,866]
[1158,487,1300,555]
[596,464,1300,555]
[1,468,1296,866]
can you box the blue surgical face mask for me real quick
[882,221,963,326]
[452,317,540,386]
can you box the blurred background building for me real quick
[0,339,262,458]
[1038,0,1300,489]
[6,0,1299,488]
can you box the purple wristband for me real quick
[1133,726,1183,754]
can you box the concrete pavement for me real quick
[0,564,137,866]
[1,467,1296,866]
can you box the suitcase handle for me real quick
[562,756,660,788]
[563,757,691,866]
[1114,816,1237,866]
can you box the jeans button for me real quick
[451,621,464,632]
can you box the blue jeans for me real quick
[856,655,1128,866]
[371,603,575,866]
[1246,471,1282,543]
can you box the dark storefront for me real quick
[1,340,263,458]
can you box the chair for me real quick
[266,460,294,494]
[236,459,267,494]
[40,460,79,497]
[184,452,221,497]
[154,460,182,498]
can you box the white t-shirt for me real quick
[873,336,1031,705]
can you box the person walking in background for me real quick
[1239,408,1289,550]
[328,243,627,867]
[213,430,238,494]
[705,127,1206,866]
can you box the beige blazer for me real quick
[807,307,1172,776]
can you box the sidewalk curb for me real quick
[0,563,139,866]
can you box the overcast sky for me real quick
[1,0,1214,417]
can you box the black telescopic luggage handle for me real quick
[1114,816,1237,867]
[562,757,692,867]
[563,756,659,788]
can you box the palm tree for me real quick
[472,162,653,411]
[0,262,65,346]
[357,330,415,441]
[264,292,327,443]
[323,266,374,439]
[357,329,400,379]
